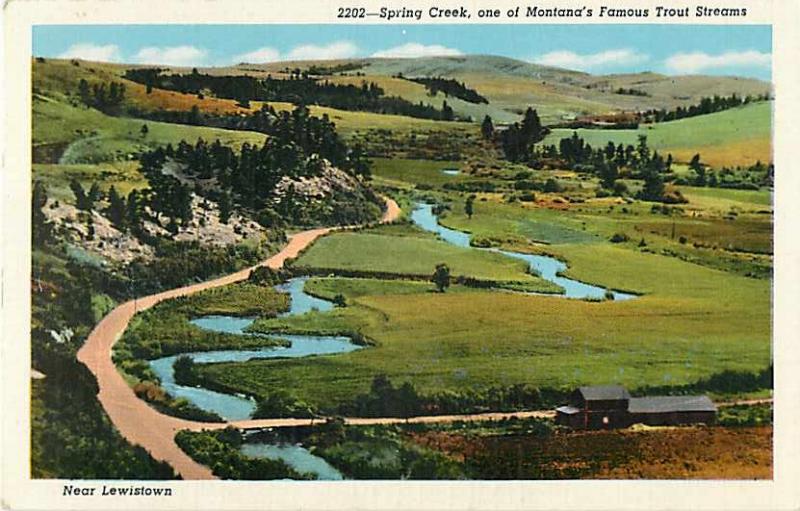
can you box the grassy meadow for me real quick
[33,96,266,165]
[543,102,772,168]
[188,140,771,410]
[200,193,770,411]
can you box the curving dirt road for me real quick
[77,199,400,480]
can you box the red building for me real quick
[555,386,717,429]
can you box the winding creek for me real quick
[148,277,356,479]
[146,202,634,479]
[410,203,636,301]
[149,277,360,421]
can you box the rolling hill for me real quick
[36,55,771,125]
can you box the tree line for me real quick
[536,132,677,202]
[405,76,489,104]
[77,79,126,113]
[641,93,769,123]
[481,108,549,163]
[135,105,379,230]
[123,67,462,121]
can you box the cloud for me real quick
[371,43,462,58]
[57,43,122,62]
[231,46,281,64]
[132,45,208,67]
[664,50,771,74]
[533,48,649,71]
[285,41,359,61]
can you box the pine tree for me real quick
[690,154,706,186]
[105,185,127,230]
[481,115,494,139]
[70,179,89,210]
[126,190,142,231]
[78,79,91,106]
[218,192,232,224]
[32,181,53,246]
[465,195,475,219]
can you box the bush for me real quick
[613,181,629,196]
[176,429,310,480]
[248,266,290,286]
[543,178,562,193]
[253,390,316,419]
[717,404,772,427]
[609,233,630,243]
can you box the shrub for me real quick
[333,293,347,307]
[543,178,562,193]
[253,390,316,419]
[609,233,630,243]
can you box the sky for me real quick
[33,24,772,80]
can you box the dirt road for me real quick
[76,199,400,480]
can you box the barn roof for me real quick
[628,395,717,414]
[577,385,631,401]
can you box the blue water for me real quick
[410,204,471,248]
[148,277,361,420]
[276,276,334,316]
[410,203,636,301]
[240,443,344,480]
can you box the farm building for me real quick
[555,385,717,429]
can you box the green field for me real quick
[292,230,559,292]
[371,158,465,188]
[543,102,772,168]
[199,252,770,408]
[197,190,770,410]
[33,96,266,165]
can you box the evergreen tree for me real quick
[126,190,142,231]
[69,179,89,210]
[32,181,53,246]
[520,107,544,145]
[636,135,651,170]
[441,100,454,121]
[218,192,232,224]
[105,185,127,230]
[465,195,475,219]
[690,153,706,186]
[78,79,91,105]
[481,115,494,139]
[639,164,665,201]
[87,182,102,209]
[431,263,451,293]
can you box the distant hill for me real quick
[34,54,771,125]
[242,55,771,123]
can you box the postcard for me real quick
[2,0,798,509]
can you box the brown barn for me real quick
[555,386,717,429]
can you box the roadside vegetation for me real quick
[175,428,312,479]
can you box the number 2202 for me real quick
[337,7,366,18]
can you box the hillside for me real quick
[35,55,771,125]
[245,55,771,123]
[543,101,772,168]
